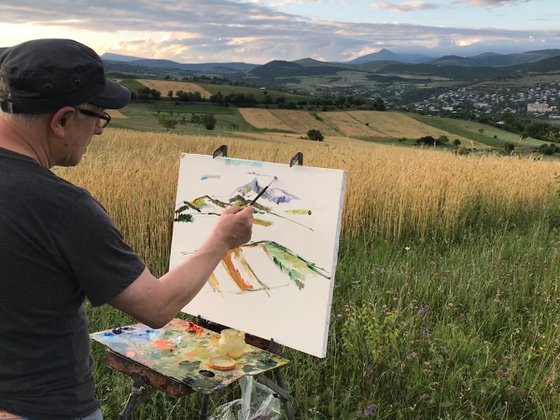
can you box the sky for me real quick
[0,0,559,64]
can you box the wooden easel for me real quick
[93,146,304,420]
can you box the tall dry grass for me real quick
[56,128,560,250]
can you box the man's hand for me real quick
[212,205,254,250]
[110,205,254,329]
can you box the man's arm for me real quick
[109,206,253,328]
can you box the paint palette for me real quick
[90,318,289,394]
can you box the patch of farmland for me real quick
[268,110,340,136]
[137,79,212,99]
[348,111,474,143]
[237,109,293,131]
[319,112,386,137]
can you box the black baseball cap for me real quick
[0,38,130,114]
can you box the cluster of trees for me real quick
[209,92,258,107]
[133,88,161,100]
[172,90,203,102]
[154,111,216,132]
[307,129,324,141]
[415,135,457,147]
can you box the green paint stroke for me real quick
[246,240,330,290]
[285,209,313,215]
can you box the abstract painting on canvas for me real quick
[170,153,346,357]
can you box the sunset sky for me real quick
[1,0,559,63]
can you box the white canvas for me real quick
[170,153,346,357]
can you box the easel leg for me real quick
[273,370,296,420]
[118,377,156,420]
[256,372,296,420]
[199,394,210,420]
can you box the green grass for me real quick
[118,79,147,94]
[110,102,254,135]
[88,220,560,418]
[410,114,548,149]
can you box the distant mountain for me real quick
[250,60,340,78]
[429,49,560,67]
[102,52,144,62]
[348,48,560,67]
[293,58,353,69]
[348,48,434,64]
[101,52,256,73]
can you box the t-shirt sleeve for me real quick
[54,193,146,307]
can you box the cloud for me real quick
[455,0,531,7]
[0,0,558,63]
[374,1,439,12]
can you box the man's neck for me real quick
[0,116,50,167]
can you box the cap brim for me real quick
[89,80,130,109]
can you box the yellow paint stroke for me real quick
[254,218,273,227]
[208,272,221,292]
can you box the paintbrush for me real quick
[249,176,277,206]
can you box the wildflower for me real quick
[416,305,431,316]
[497,368,510,377]
[421,326,431,337]
[362,404,378,417]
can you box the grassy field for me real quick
[108,102,253,135]
[410,114,547,149]
[52,128,560,418]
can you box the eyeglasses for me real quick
[75,107,111,128]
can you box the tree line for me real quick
[131,86,386,111]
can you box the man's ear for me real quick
[50,107,75,137]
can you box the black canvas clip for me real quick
[289,152,303,167]
[212,145,228,158]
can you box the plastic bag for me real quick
[209,376,281,420]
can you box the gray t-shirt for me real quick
[0,147,145,418]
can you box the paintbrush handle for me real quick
[249,185,269,205]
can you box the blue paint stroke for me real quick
[225,158,262,168]
[201,174,221,181]
[234,177,298,204]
